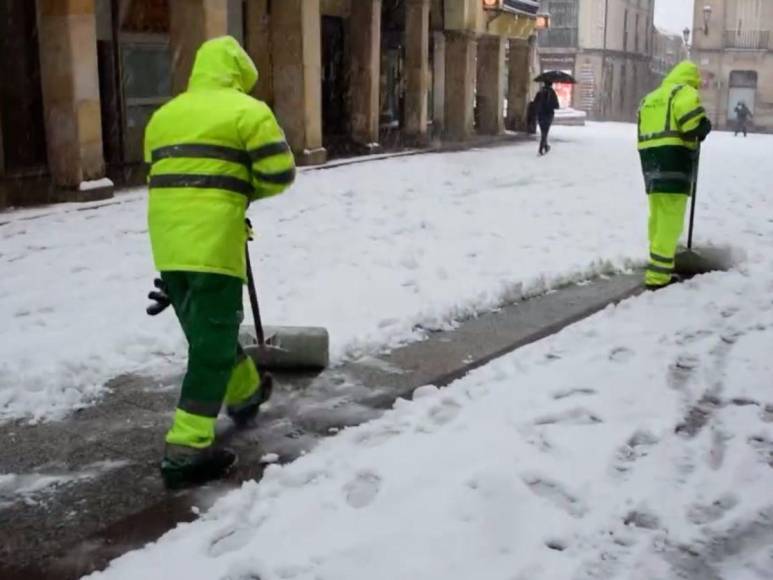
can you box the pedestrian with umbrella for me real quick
[532,71,574,155]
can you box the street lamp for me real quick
[683,27,691,58]
[703,5,713,35]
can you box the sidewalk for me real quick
[0,273,641,579]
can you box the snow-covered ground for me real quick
[89,271,773,580]
[4,123,773,577]
[0,123,765,425]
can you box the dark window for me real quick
[538,0,579,47]
[0,0,47,172]
[729,70,758,88]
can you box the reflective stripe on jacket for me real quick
[145,36,295,280]
[637,61,707,195]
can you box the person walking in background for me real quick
[734,101,752,137]
[533,82,560,156]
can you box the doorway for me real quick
[321,15,349,153]
[0,0,48,175]
[727,70,757,123]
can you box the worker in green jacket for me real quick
[638,60,711,290]
[144,36,295,488]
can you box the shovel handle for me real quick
[245,244,265,347]
[687,148,700,250]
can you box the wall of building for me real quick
[693,0,773,131]
[539,0,654,120]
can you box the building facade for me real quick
[0,0,541,208]
[537,0,655,121]
[651,28,688,84]
[691,0,773,132]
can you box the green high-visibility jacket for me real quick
[637,60,711,195]
[145,36,295,280]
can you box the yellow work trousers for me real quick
[646,193,688,287]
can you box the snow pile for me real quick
[88,265,773,579]
[79,178,115,192]
[0,124,767,422]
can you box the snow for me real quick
[655,0,694,36]
[260,453,280,464]
[0,460,128,509]
[0,123,765,427]
[2,122,772,576]
[0,123,631,422]
[79,177,114,191]
[87,271,773,579]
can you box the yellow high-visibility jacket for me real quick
[637,60,711,195]
[145,36,295,280]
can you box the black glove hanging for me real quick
[146,277,171,316]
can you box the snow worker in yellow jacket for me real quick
[144,36,295,488]
[638,61,711,290]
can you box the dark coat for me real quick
[533,86,560,123]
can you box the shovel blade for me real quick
[674,246,738,277]
[243,325,329,371]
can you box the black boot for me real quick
[161,446,238,490]
[226,373,274,427]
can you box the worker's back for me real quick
[145,36,295,280]
[637,61,710,195]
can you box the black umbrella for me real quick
[534,70,577,84]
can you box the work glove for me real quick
[146,277,171,316]
[245,218,254,241]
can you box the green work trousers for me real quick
[161,271,261,449]
[646,193,689,287]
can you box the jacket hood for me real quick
[662,60,701,89]
[188,36,258,93]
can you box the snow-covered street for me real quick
[3,122,773,578]
[2,123,652,422]
[2,122,766,423]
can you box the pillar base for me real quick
[354,142,382,155]
[403,133,431,148]
[295,147,328,166]
[56,180,115,203]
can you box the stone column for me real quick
[404,0,430,144]
[444,31,476,141]
[432,31,446,136]
[350,0,381,149]
[37,0,109,195]
[270,0,326,165]
[245,0,273,104]
[507,39,530,131]
[476,36,506,135]
[170,0,229,95]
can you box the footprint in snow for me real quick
[533,407,602,426]
[613,429,660,476]
[609,346,635,363]
[551,387,597,401]
[427,398,462,427]
[208,526,256,558]
[343,470,382,509]
[687,493,740,525]
[668,355,700,392]
[747,434,773,467]
[522,476,587,518]
[623,509,661,530]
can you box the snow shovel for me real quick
[674,148,734,277]
[243,241,330,371]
